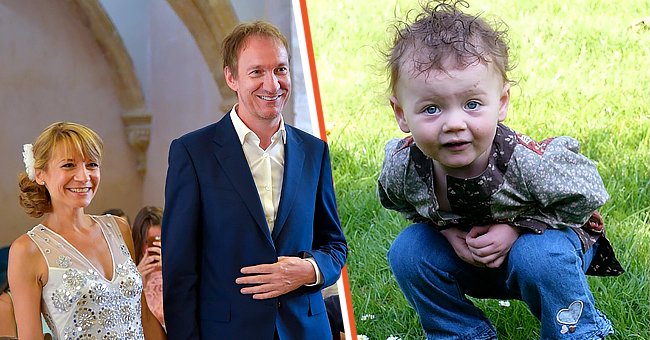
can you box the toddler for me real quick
[378,1,623,339]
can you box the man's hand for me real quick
[466,224,520,268]
[236,256,317,299]
[440,227,477,265]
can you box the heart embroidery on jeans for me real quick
[556,300,584,325]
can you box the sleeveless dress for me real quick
[27,215,144,339]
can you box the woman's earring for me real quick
[41,181,45,185]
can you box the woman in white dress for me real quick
[8,122,165,339]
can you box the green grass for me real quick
[308,0,650,338]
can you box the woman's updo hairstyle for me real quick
[19,122,104,218]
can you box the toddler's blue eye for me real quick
[423,106,441,115]
[465,101,480,110]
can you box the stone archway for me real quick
[166,0,238,111]
[70,0,151,175]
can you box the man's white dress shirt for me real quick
[230,106,322,285]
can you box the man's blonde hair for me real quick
[221,20,290,77]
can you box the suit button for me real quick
[277,301,281,308]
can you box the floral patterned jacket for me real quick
[378,124,623,276]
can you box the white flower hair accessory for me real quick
[22,143,36,181]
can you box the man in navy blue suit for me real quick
[161,21,347,339]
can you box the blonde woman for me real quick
[8,122,165,339]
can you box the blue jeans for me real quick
[388,223,614,340]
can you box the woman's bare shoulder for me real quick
[9,234,40,259]
[8,233,47,284]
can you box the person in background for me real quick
[8,122,165,339]
[102,208,131,225]
[0,280,17,339]
[324,294,345,340]
[131,206,164,328]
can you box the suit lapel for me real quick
[272,127,305,240]
[212,114,273,246]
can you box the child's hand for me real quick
[440,227,477,265]
[466,224,519,268]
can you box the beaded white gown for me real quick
[27,215,144,340]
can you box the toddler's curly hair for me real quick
[386,0,514,94]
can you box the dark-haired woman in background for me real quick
[132,206,165,328]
